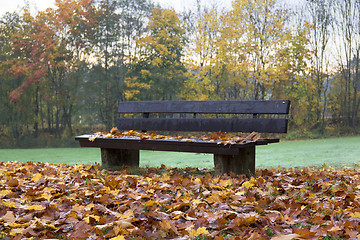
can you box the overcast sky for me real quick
[0,0,212,16]
[0,0,304,17]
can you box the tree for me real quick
[1,0,97,138]
[85,0,154,130]
[126,8,187,101]
[180,0,222,100]
[305,0,333,129]
[332,0,360,129]
[0,11,28,143]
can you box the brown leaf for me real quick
[70,221,92,239]
[0,211,16,224]
[271,234,302,240]
[6,178,19,187]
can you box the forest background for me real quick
[0,0,359,148]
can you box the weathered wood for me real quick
[116,118,288,133]
[214,146,255,176]
[75,135,264,155]
[101,148,139,171]
[118,100,290,114]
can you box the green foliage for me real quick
[266,227,275,237]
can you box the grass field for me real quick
[1,136,359,169]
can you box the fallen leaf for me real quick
[0,190,12,197]
[0,211,16,224]
[349,212,360,218]
[31,173,42,182]
[189,227,209,238]
[6,178,19,187]
[109,236,125,240]
[271,234,302,240]
[2,200,17,208]
[27,205,45,211]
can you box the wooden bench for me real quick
[75,100,290,175]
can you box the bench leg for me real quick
[101,148,139,171]
[214,146,255,176]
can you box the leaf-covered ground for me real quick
[1,162,360,239]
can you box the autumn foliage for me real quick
[1,161,360,239]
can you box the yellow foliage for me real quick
[84,214,100,223]
[145,200,156,208]
[0,190,12,197]
[189,227,209,238]
[2,200,17,208]
[109,236,125,240]
[349,212,360,218]
[31,173,42,182]
[27,205,45,211]
[242,177,256,189]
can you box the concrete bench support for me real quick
[214,146,255,176]
[101,148,139,171]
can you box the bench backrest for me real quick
[115,100,290,133]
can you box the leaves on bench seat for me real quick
[88,127,261,145]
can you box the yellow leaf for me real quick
[192,199,203,205]
[10,228,24,236]
[39,193,52,201]
[194,178,202,184]
[242,177,256,189]
[235,191,245,196]
[189,227,209,238]
[27,205,45,211]
[84,203,95,211]
[210,184,225,190]
[246,215,257,224]
[84,215,100,223]
[0,190,12,197]
[114,226,130,235]
[45,224,58,230]
[205,194,221,204]
[350,212,360,218]
[9,222,30,228]
[308,193,317,198]
[219,179,233,187]
[145,200,156,208]
[2,200,17,208]
[67,211,79,219]
[109,236,125,240]
[110,127,118,134]
[31,173,42,182]
[159,220,171,231]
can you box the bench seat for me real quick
[75,134,279,155]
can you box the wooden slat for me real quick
[116,118,288,133]
[75,135,258,155]
[118,100,290,114]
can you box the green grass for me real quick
[256,136,360,169]
[1,136,359,169]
